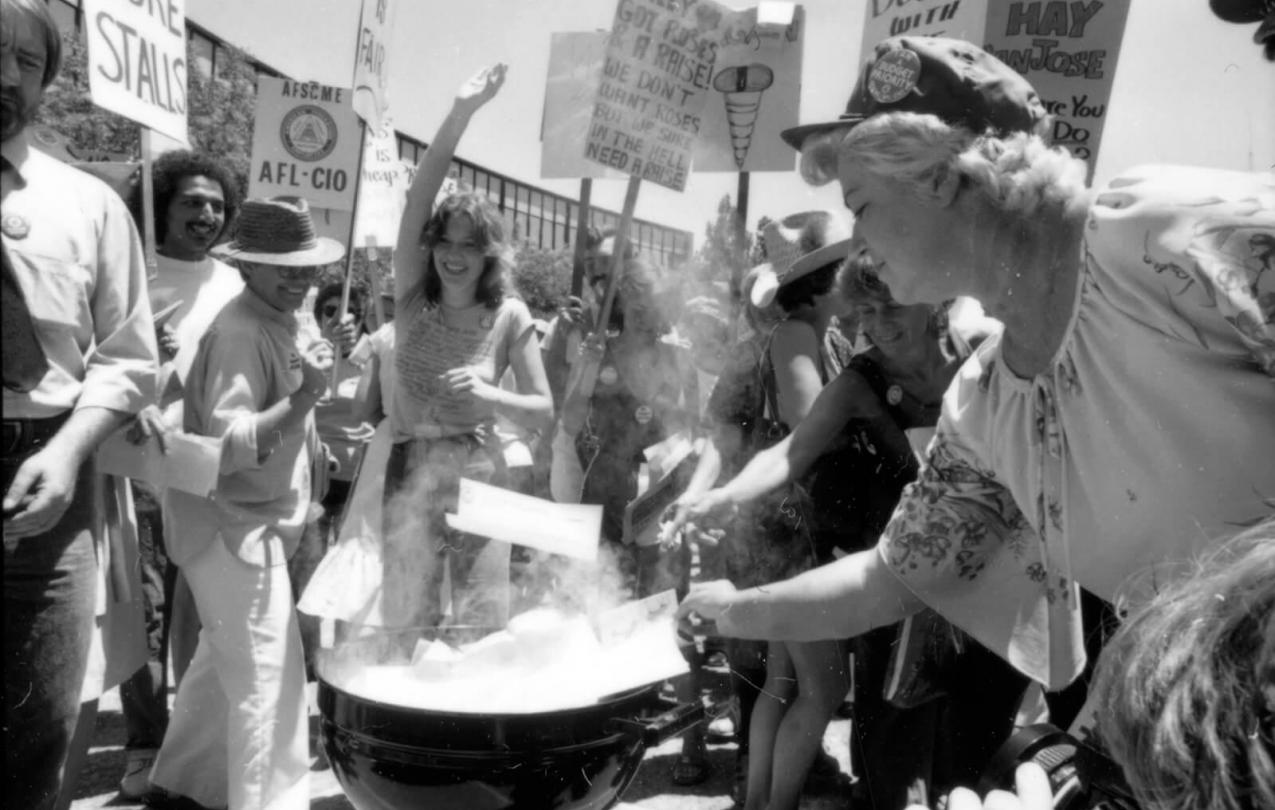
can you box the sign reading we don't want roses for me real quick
[584,0,723,191]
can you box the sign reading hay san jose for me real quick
[249,77,362,211]
[83,0,189,143]
[585,0,723,191]
[858,0,1131,178]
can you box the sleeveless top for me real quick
[803,354,936,562]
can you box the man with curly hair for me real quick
[119,148,243,801]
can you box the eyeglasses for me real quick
[273,265,320,281]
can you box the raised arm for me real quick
[394,64,508,297]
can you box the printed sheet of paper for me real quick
[95,429,222,496]
[622,443,698,547]
[445,478,602,560]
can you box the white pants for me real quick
[151,537,310,810]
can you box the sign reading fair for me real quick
[584,0,722,191]
[83,0,188,143]
[352,0,395,127]
[249,77,361,211]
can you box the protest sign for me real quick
[983,0,1132,177]
[352,0,395,127]
[693,3,805,172]
[249,77,362,211]
[351,120,408,246]
[860,0,990,46]
[541,31,627,180]
[82,0,189,143]
[584,0,725,191]
[858,0,1131,177]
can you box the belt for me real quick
[2,412,71,457]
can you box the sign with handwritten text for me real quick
[352,120,407,246]
[858,0,1131,177]
[584,0,725,191]
[83,0,189,143]
[249,77,361,210]
[352,0,394,127]
[860,0,990,47]
[983,0,1131,177]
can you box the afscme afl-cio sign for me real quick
[248,77,362,212]
[83,0,190,143]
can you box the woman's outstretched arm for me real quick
[394,63,508,297]
[677,546,923,642]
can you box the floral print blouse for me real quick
[877,165,1275,689]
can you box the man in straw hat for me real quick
[149,196,343,809]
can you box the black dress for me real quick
[809,354,1030,809]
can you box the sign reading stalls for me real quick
[249,77,362,211]
[82,0,189,143]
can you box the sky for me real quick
[192,0,1275,250]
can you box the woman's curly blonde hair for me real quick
[800,112,1087,221]
[1092,519,1275,810]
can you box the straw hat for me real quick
[749,210,853,308]
[211,196,344,266]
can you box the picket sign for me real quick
[558,174,642,438]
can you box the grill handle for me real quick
[608,696,706,747]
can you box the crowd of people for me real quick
[3,1,1273,810]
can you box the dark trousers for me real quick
[382,436,511,638]
[849,623,1029,809]
[118,489,173,750]
[3,456,97,810]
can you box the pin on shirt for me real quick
[2,214,31,239]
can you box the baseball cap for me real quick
[780,36,1048,152]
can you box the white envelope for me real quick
[444,478,602,561]
[95,428,222,496]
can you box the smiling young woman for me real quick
[379,64,552,640]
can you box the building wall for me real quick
[48,0,694,267]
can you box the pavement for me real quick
[66,658,855,810]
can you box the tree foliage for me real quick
[185,44,258,196]
[37,33,138,159]
[36,30,257,194]
[511,243,573,320]
[696,193,754,300]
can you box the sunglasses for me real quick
[322,303,362,319]
[273,265,320,281]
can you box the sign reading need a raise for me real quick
[584,0,721,192]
